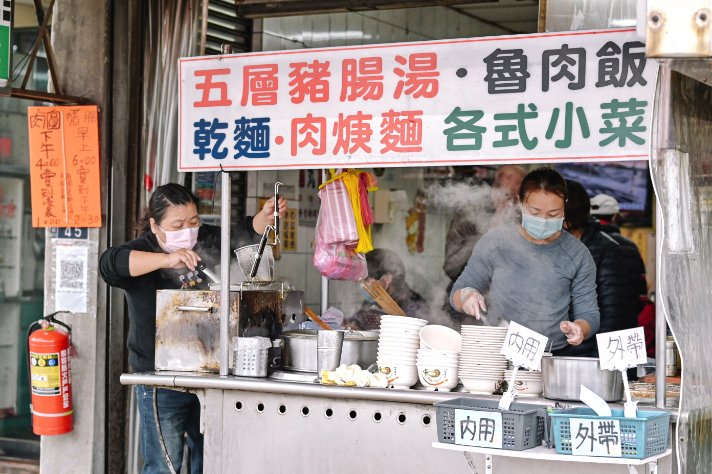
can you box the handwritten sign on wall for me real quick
[27,105,102,227]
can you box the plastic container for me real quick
[549,408,670,459]
[435,398,547,451]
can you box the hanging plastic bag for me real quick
[317,178,359,246]
[313,242,367,281]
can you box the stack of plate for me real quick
[459,326,509,394]
[377,315,428,389]
[503,369,543,397]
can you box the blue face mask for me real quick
[521,212,564,240]
[360,287,376,304]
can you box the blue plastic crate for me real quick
[549,408,670,459]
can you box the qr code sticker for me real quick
[60,260,84,289]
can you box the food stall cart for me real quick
[120,27,685,473]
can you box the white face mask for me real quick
[158,225,199,252]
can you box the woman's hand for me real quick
[163,248,201,271]
[253,197,288,234]
[262,196,288,221]
[560,320,591,346]
[459,288,487,320]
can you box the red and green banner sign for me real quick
[178,28,657,171]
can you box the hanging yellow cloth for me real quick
[320,169,378,253]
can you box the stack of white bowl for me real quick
[503,369,543,397]
[377,315,428,389]
[416,325,462,392]
[459,326,509,394]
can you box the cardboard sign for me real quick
[454,409,503,449]
[596,327,647,371]
[570,418,623,457]
[500,321,548,370]
[28,106,102,227]
[178,29,657,172]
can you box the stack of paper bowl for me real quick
[503,369,543,397]
[416,325,461,391]
[459,326,509,394]
[377,315,428,389]
[416,349,459,391]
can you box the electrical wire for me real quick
[152,388,178,474]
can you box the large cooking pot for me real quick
[541,356,623,402]
[281,330,378,373]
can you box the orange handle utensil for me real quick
[304,307,332,330]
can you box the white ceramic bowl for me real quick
[415,356,458,367]
[380,315,428,326]
[417,350,459,361]
[379,329,422,338]
[378,363,418,388]
[419,325,462,352]
[504,378,544,395]
[459,376,502,394]
[457,366,504,379]
[417,365,459,391]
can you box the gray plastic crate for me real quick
[435,398,547,451]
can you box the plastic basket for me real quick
[435,398,547,451]
[233,347,269,377]
[549,408,670,459]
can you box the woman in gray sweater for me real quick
[450,168,600,354]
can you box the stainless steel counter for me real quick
[120,371,675,418]
[122,371,676,473]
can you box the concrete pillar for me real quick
[41,1,111,472]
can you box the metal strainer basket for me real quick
[234,244,274,281]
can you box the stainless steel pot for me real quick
[541,356,623,402]
[281,330,379,373]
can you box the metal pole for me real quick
[219,43,233,377]
[655,202,666,408]
[219,171,231,376]
[320,169,329,314]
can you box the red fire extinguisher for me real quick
[27,311,73,436]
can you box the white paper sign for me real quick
[596,327,647,371]
[178,29,657,171]
[454,409,503,449]
[500,321,548,370]
[54,245,88,313]
[570,418,623,457]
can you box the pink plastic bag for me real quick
[317,179,359,245]
[313,211,367,280]
[312,241,367,281]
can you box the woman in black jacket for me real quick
[100,183,285,473]
[564,180,640,356]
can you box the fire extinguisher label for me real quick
[30,352,61,396]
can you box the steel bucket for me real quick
[541,355,623,402]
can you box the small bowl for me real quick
[417,365,459,391]
[459,376,502,394]
[419,325,462,352]
[378,363,418,389]
[502,378,544,395]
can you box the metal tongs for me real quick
[249,182,283,279]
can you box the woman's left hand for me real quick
[261,197,288,223]
[560,321,585,346]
